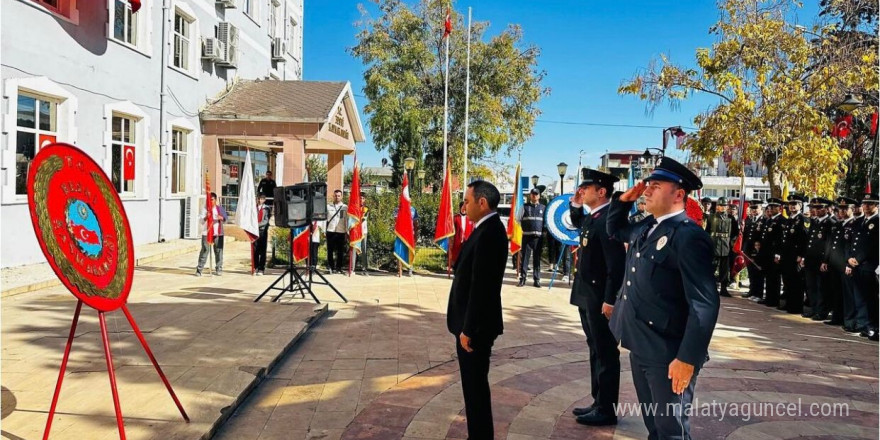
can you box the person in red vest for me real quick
[451,201,474,266]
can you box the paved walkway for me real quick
[1,241,322,440]
[215,267,879,440]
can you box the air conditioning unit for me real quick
[272,37,286,61]
[184,195,202,239]
[217,22,239,68]
[216,0,236,9]
[201,37,225,61]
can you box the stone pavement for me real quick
[215,268,879,440]
[1,241,323,440]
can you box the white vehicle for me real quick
[497,204,511,226]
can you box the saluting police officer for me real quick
[759,198,785,307]
[847,193,879,340]
[803,198,835,320]
[519,188,546,287]
[567,169,626,426]
[778,195,808,314]
[742,200,765,299]
[607,157,719,440]
[707,197,735,297]
[824,197,859,330]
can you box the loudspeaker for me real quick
[273,182,328,228]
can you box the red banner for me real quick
[123,145,135,180]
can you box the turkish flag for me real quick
[130,0,141,13]
[39,134,57,149]
[123,145,135,180]
[832,115,852,138]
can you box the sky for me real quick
[303,0,820,187]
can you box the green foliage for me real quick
[350,0,549,188]
[305,155,327,182]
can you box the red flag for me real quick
[205,173,214,245]
[39,134,56,149]
[433,164,455,252]
[292,224,311,263]
[443,8,452,38]
[348,161,364,253]
[393,174,416,267]
[67,221,101,245]
[871,112,878,137]
[130,0,141,13]
[123,145,136,180]
[832,115,852,138]
[867,181,873,194]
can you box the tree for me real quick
[350,0,549,188]
[305,154,327,182]
[619,0,877,197]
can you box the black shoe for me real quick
[517,279,526,287]
[775,305,787,311]
[843,326,858,333]
[534,281,541,288]
[859,329,871,338]
[811,315,827,321]
[764,302,779,307]
[720,290,732,298]
[576,409,618,426]
[824,320,843,326]
[740,293,751,298]
[869,330,879,341]
[572,403,598,417]
[801,312,813,318]
[756,299,767,304]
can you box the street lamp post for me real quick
[417,169,425,193]
[557,162,568,194]
[531,175,539,189]
[403,157,415,185]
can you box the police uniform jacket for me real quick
[845,216,865,264]
[762,214,785,263]
[629,211,648,224]
[825,217,856,270]
[707,212,733,257]
[850,213,879,272]
[743,215,760,254]
[521,202,545,237]
[606,200,719,367]
[569,203,626,309]
[805,215,835,267]
[780,213,808,259]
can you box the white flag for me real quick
[235,150,260,241]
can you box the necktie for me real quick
[638,218,658,245]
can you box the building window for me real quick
[725,189,741,198]
[15,94,58,195]
[34,0,59,10]
[287,16,299,58]
[703,189,718,197]
[243,0,257,20]
[171,128,188,194]
[111,114,137,194]
[269,1,278,37]
[173,10,193,70]
[113,0,138,46]
[753,189,770,200]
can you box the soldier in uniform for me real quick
[519,188,546,287]
[778,195,808,314]
[607,157,719,440]
[568,169,626,426]
[726,203,741,288]
[803,197,835,320]
[742,200,765,299]
[824,197,859,329]
[848,193,878,340]
[700,196,713,229]
[758,198,784,307]
[707,197,735,297]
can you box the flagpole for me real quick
[462,7,472,190]
[442,14,450,178]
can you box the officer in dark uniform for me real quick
[700,196,713,230]
[567,169,626,426]
[607,157,719,440]
[844,199,870,333]
[778,195,808,314]
[519,188,546,287]
[848,193,878,340]
[824,197,858,329]
[759,198,784,307]
[804,197,835,320]
[726,204,741,288]
[742,200,765,299]
[707,197,735,297]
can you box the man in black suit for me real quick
[568,169,626,426]
[447,180,509,438]
[607,157,719,440]
[742,201,765,299]
[759,198,785,307]
[848,192,879,340]
[804,197,835,320]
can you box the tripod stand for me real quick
[255,222,347,304]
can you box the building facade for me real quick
[0,0,320,268]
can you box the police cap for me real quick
[643,156,703,191]
[578,168,619,188]
[863,192,879,204]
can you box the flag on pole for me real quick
[507,163,523,255]
[443,8,452,38]
[394,174,416,268]
[434,164,455,252]
[348,161,365,253]
[235,150,260,241]
[291,224,310,263]
[205,171,215,245]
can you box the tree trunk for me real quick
[764,153,784,198]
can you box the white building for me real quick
[1,0,364,268]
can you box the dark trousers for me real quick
[727,253,737,282]
[764,259,782,305]
[254,227,269,271]
[713,256,730,293]
[456,335,495,439]
[309,241,320,270]
[842,271,870,329]
[747,260,764,298]
[630,353,700,440]
[520,235,543,282]
[855,268,879,330]
[824,268,843,322]
[781,258,804,313]
[578,306,620,412]
[805,265,826,317]
[326,232,347,271]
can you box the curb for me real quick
[201,302,329,440]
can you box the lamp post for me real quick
[557,162,568,194]
[531,175,539,188]
[417,169,425,193]
[641,147,663,170]
[403,157,415,185]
